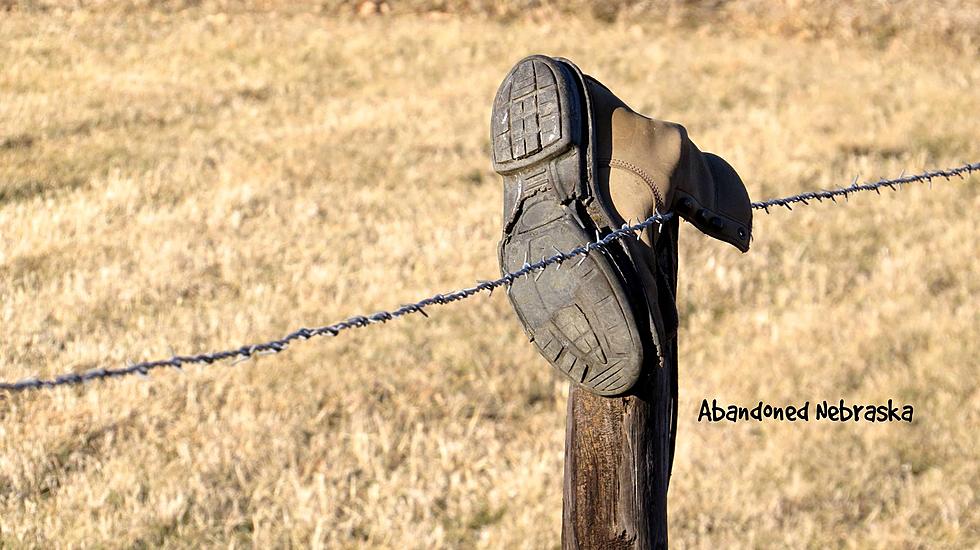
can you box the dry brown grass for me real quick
[5,0,979,54]
[1,2,978,548]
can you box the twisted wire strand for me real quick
[2,162,977,393]
[750,162,978,212]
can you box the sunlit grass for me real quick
[1,3,977,548]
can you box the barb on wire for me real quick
[0,212,674,393]
[2,162,977,393]
[751,162,978,212]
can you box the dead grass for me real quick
[1,3,978,548]
[5,0,978,54]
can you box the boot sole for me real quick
[493,55,643,396]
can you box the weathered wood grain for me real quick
[562,220,678,550]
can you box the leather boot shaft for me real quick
[585,77,753,251]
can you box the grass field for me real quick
[1,2,978,548]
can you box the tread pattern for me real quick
[499,193,641,396]
[494,56,643,396]
[492,59,562,165]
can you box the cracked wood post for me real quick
[561,219,678,550]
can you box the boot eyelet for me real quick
[737,227,747,239]
[709,217,724,231]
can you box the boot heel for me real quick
[491,56,576,175]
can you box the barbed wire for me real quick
[751,162,978,212]
[2,162,977,393]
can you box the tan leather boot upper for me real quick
[586,77,753,252]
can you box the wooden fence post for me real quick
[561,220,678,550]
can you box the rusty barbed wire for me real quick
[2,162,977,393]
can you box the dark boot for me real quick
[493,55,751,396]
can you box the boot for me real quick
[493,55,752,396]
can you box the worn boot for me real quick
[493,55,752,396]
